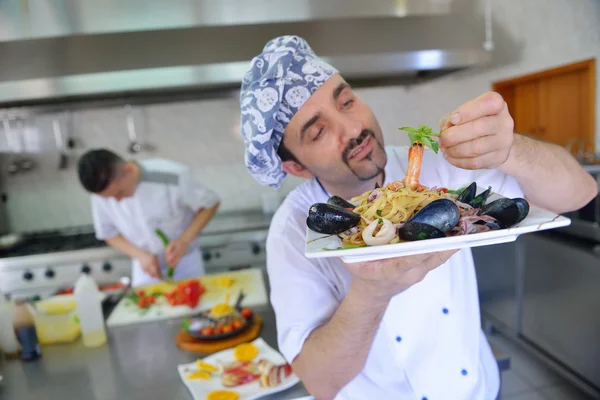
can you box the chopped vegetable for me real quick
[233,343,259,362]
[200,327,214,336]
[127,290,160,310]
[164,280,205,308]
[155,229,175,279]
[240,308,253,319]
[232,318,244,330]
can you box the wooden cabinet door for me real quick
[538,69,589,148]
[512,80,540,137]
[493,59,595,153]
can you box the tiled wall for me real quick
[1,0,599,233]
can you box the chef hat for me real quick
[239,35,339,189]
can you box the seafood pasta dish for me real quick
[306,125,530,248]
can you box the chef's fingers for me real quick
[447,92,505,126]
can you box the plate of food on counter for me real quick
[178,338,299,400]
[304,125,571,263]
[182,292,254,341]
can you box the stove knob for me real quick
[251,243,261,255]
[202,252,212,262]
[102,262,113,272]
[45,269,55,279]
[23,271,34,281]
[81,264,91,274]
[215,252,221,259]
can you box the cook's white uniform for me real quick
[90,158,220,287]
[267,146,525,400]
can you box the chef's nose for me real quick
[338,117,362,140]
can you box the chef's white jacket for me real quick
[90,158,220,287]
[266,146,525,400]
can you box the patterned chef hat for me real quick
[239,35,339,189]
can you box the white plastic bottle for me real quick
[74,274,107,347]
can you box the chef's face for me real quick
[281,74,386,186]
[96,163,138,201]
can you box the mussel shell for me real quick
[456,182,477,204]
[406,199,460,233]
[469,186,492,208]
[327,195,356,210]
[398,222,446,241]
[306,203,361,235]
[512,198,530,224]
[480,198,520,229]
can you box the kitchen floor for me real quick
[488,334,595,400]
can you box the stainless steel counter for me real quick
[0,304,311,400]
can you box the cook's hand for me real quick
[139,253,162,279]
[165,238,189,267]
[438,91,514,170]
[342,250,458,301]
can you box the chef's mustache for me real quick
[342,130,376,163]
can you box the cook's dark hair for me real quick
[77,149,124,193]
[277,139,299,163]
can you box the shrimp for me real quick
[386,125,441,192]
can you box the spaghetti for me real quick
[339,186,451,246]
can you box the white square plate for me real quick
[177,338,300,400]
[305,188,571,263]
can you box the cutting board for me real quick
[106,268,269,327]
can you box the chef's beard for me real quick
[342,129,386,181]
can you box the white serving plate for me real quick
[305,188,571,263]
[177,337,300,400]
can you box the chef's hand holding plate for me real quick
[139,253,162,279]
[438,91,514,171]
[165,237,189,267]
[342,250,458,301]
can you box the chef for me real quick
[239,36,597,400]
[77,149,221,287]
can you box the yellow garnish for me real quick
[186,371,212,380]
[206,390,239,400]
[210,293,234,317]
[215,276,235,287]
[196,360,218,373]
[233,343,259,362]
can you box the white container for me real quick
[0,297,20,358]
[74,274,107,348]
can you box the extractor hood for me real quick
[0,0,494,106]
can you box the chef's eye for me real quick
[312,128,324,141]
[342,98,354,108]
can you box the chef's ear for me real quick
[282,160,314,180]
[123,163,135,173]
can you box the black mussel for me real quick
[512,198,530,223]
[406,199,460,233]
[398,222,446,241]
[306,203,361,235]
[469,186,492,208]
[480,198,520,229]
[327,195,356,210]
[456,182,477,204]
